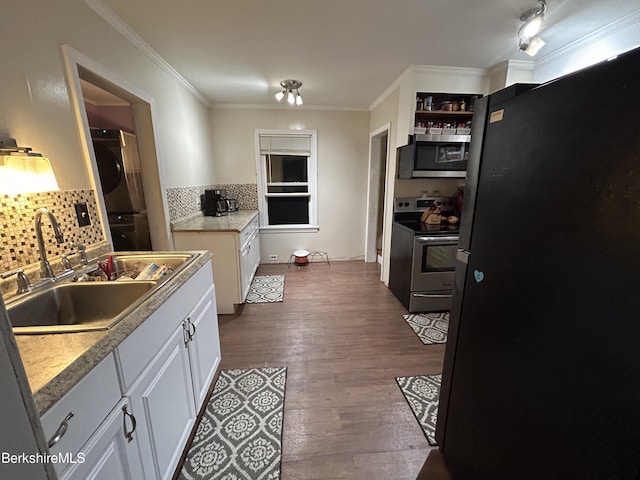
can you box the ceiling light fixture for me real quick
[518,0,547,57]
[275,79,303,106]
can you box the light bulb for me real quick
[296,93,303,106]
[275,91,285,102]
[520,14,543,39]
[287,90,295,104]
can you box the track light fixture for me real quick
[518,0,547,56]
[275,79,303,106]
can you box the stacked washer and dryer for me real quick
[91,128,152,251]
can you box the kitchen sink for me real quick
[8,281,157,334]
[95,252,194,281]
[6,251,199,335]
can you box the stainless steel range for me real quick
[389,196,459,313]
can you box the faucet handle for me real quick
[61,253,74,270]
[71,242,88,265]
[1,268,31,294]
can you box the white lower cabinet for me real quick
[129,325,196,480]
[117,260,220,480]
[63,398,145,480]
[41,259,221,480]
[240,219,260,302]
[173,213,260,314]
[187,285,220,407]
[40,355,121,479]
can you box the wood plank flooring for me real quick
[215,260,446,479]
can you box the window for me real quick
[255,130,318,232]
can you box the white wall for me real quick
[533,12,640,83]
[210,107,370,261]
[0,0,214,191]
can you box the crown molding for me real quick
[369,64,488,111]
[368,66,414,111]
[486,58,536,77]
[535,9,640,69]
[408,65,488,77]
[84,0,210,107]
[212,103,369,112]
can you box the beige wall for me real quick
[210,107,370,261]
[0,1,214,191]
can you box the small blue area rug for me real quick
[179,367,287,480]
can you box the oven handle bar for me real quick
[415,236,459,245]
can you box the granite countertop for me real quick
[14,250,214,416]
[171,210,258,233]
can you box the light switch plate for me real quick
[74,202,91,227]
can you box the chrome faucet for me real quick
[34,207,65,279]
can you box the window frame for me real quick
[254,129,318,233]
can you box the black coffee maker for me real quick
[201,189,229,216]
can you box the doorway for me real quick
[81,85,152,251]
[61,45,172,251]
[365,124,391,273]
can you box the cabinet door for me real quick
[129,325,196,480]
[63,398,145,480]
[186,285,221,408]
[240,242,252,301]
[250,231,261,275]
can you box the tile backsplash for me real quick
[166,184,258,221]
[0,189,105,273]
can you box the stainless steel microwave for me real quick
[397,134,470,179]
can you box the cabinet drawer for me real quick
[115,261,213,392]
[240,215,259,250]
[40,354,120,476]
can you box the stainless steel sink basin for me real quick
[6,251,199,335]
[8,281,156,334]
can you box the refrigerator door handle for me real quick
[413,293,452,298]
[456,249,470,264]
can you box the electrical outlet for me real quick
[269,254,278,262]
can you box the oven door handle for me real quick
[415,236,459,245]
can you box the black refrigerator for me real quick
[436,46,640,480]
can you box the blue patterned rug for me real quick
[402,312,449,345]
[396,374,441,446]
[179,367,287,480]
[245,275,285,303]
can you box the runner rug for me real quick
[179,367,287,480]
[402,312,449,345]
[245,275,285,303]
[396,374,441,446]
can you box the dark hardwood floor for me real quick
[216,260,445,480]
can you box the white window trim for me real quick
[254,129,318,232]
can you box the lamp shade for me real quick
[0,155,59,194]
